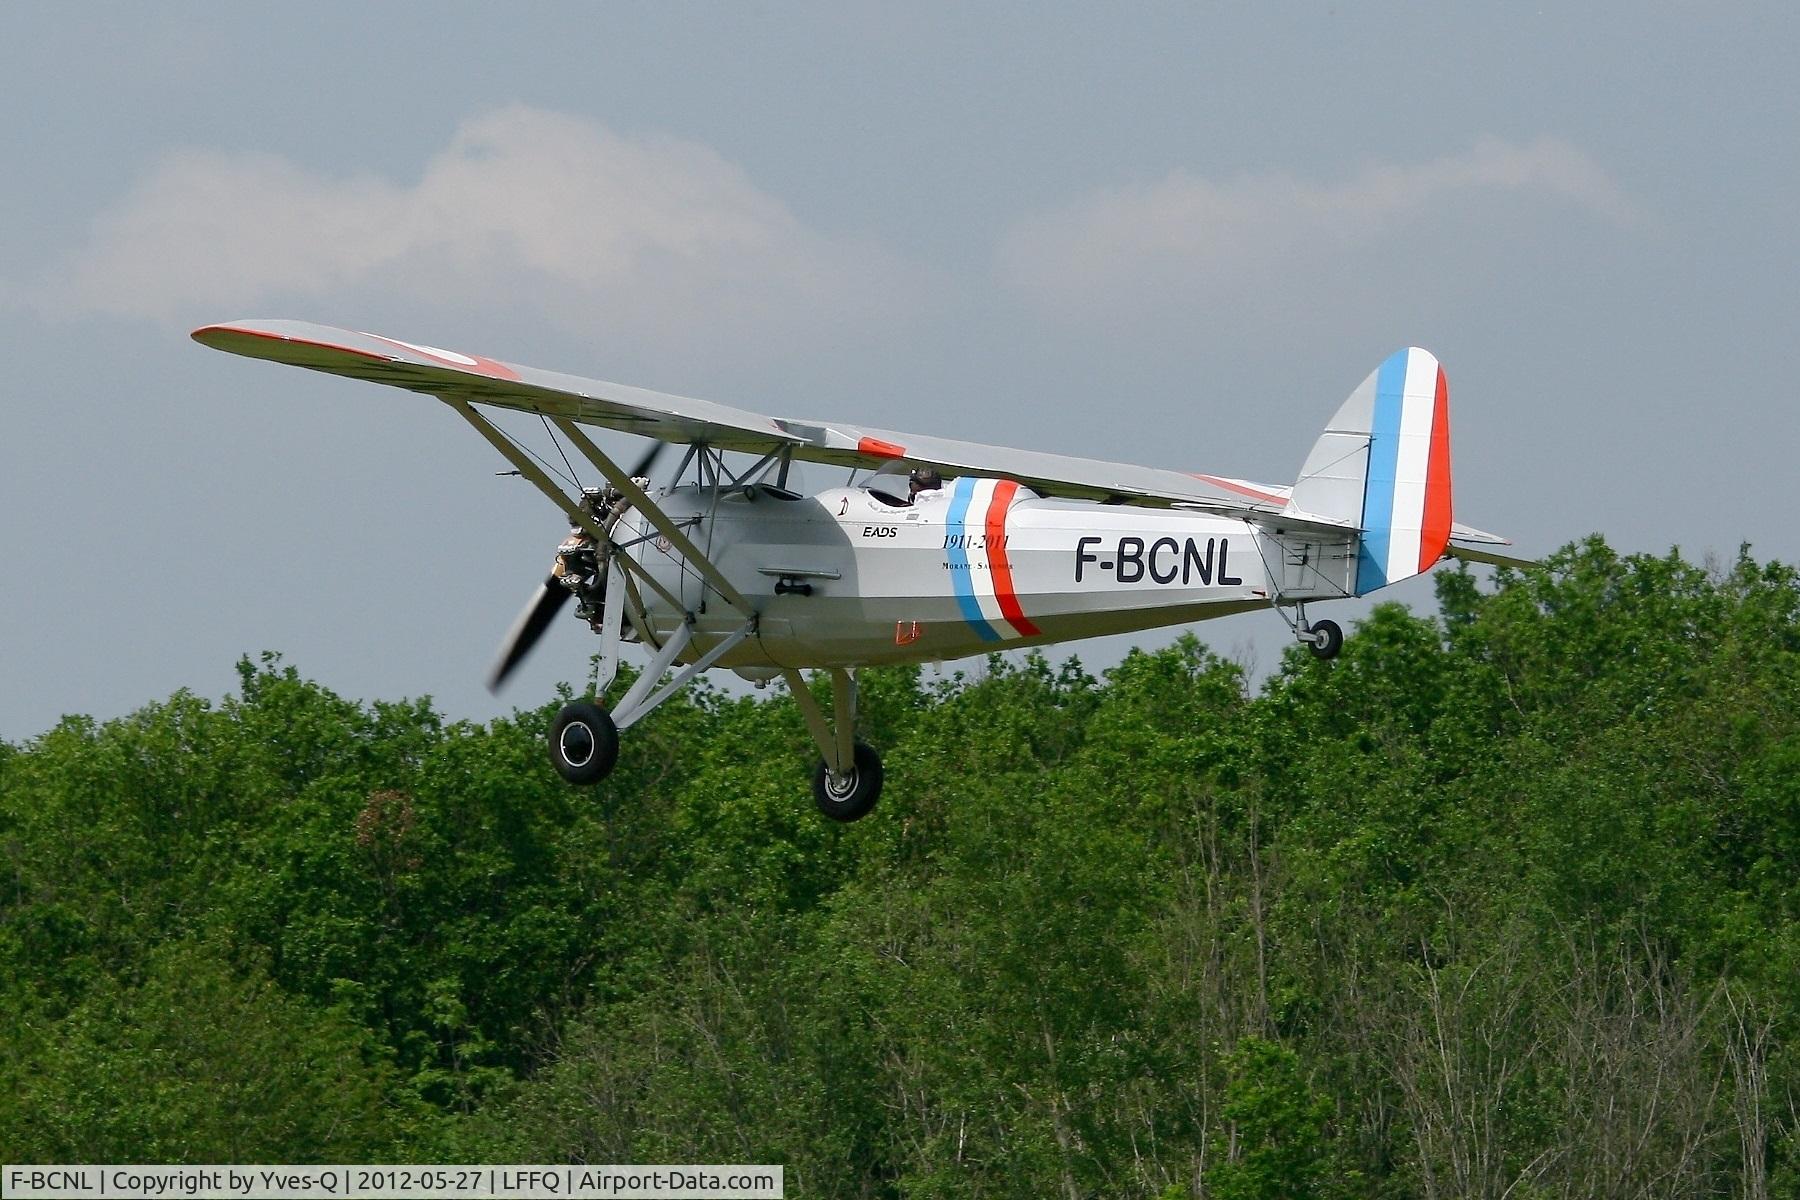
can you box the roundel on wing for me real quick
[363,333,520,381]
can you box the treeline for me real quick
[3,537,1799,1197]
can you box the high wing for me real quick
[192,320,1305,519]
[193,319,1521,557]
[192,321,796,450]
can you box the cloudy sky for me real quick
[3,4,1795,739]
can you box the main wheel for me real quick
[549,701,619,785]
[1307,618,1344,660]
[813,742,883,822]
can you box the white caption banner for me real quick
[2,1166,783,1200]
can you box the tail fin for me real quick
[1289,347,1452,596]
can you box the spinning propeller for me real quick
[487,439,664,692]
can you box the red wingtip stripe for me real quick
[984,480,1041,638]
[1419,365,1453,571]
[856,436,906,459]
[192,325,524,382]
[191,324,389,363]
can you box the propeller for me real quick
[486,437,668,693]
[626,438,665,482]
[488,578,571,693]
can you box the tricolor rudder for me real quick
[1289,347,1453,596]
[946,476,1041,642]
[1357,348,1452,592]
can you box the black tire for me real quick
[813,742,883,822]
[549,701,619,785]
[1307,618,1344,660]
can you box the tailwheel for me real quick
[813,742,883,822]
[549,700,619,785]
[1306,618,1344,660]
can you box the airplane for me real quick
[193,321,1527,821]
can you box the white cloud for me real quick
[24,105,920,361]
[997,137,1648,323]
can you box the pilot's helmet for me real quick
[909,466,943,493]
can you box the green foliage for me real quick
[0,937,413,1161]
[4,540,1800,1192]
[1206,1037,1343,1200]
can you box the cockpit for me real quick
[862,463,1042,510]
[864,462,944,507]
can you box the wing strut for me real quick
[550,417,756,617]
[443,398,687,618]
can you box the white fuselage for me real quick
[620,479,1354,670]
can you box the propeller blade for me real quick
[487,576,571,693]
[628,439,665,482]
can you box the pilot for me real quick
[908,466,943,501]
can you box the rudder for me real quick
[1288,347,1452,595]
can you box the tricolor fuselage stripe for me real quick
[984,480,1041,637]
[1357,353,1408,593]
[1419,366,1453,572]
[947,478,1003,642]
[944,476,1044,641]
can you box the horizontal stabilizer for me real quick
[1445,540,1537,570]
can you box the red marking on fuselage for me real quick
[983,480,1041,638]
[857,436,906,459]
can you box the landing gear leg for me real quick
[545,618,756,788]
[784,667,883,822]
